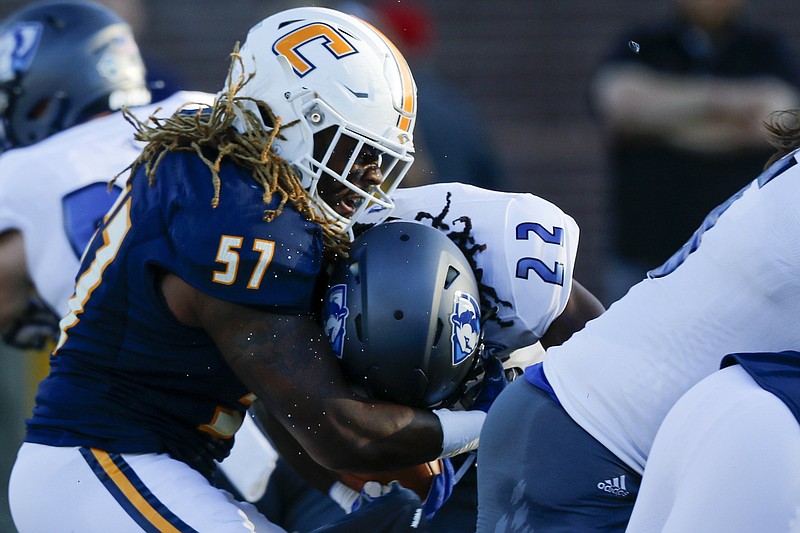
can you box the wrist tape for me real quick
[433,408,485,458]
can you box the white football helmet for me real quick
[226,7,417,232]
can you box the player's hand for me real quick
[331,458,454,520]
[2,296,60,350]
[316,481,429,533]
[469,355,508,413]
[351,458,452,522]
[334,459,442,505]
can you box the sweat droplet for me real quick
[628,40,640,54]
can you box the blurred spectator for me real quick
[337,0,506,189]
[591,0,800,303]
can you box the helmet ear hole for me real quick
[348,261,360,284]
[257,105,275,129]
[26,97,52,120]
[432,318,444,347]
[444,265,460,289]
[45,14,64,29]
[354,313,364,342]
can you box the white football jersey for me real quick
[543,150,800,474]
[0,90,215,317]
[365,182,580,358]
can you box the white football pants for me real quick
[9,442,286,532]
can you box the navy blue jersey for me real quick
[722,351,800,426]
[25,149,324,477]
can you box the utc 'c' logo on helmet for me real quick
[323,284,349,359]
[450,291,481,365]
[272,22,358,78]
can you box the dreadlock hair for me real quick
[119,43,350,262]
[764,109,800,169]
[412,192,514,331]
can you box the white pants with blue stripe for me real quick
[9,442,286,532]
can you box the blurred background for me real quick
[2,0,800,530]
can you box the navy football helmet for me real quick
[0,0,151,149]
[323,221,483,408]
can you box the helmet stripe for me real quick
[364,23,416,133]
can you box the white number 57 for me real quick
[212,235,275,290]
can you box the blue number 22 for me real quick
[515,222,565,285]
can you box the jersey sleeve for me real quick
[159,154,324,313]
[388,183,580,358]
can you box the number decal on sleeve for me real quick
[213,236,244,285]
[197,393,255,438]
[198,407,243,439]
[213,235,276,290]
[515,222,565,285]
[248,239,275,290]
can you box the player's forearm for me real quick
[253,399,338,493]
[540,280,605,349]
[252,388,438,478]
[0,230,35,332]
[291,395,485,472]
[210,306,461,472]
[280,392,446,472]
[0,290,26,333]
[248,343,479,472]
